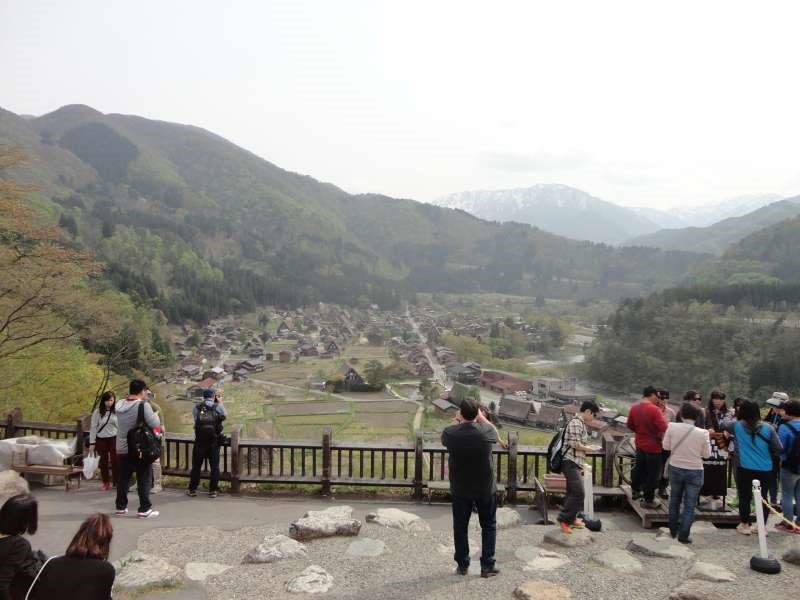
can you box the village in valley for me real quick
[154,297,630,448]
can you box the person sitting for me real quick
[187,388,227,498]
[28,513,115,600]
[0,494,40,600]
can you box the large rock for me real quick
[0,470,29,506]
[669,581,724,600]
[184,562,232,582]
[289,506,361,541]
[592,548,643,574]
[496,507,523,529]
[286,565,333,594]
[657,522,717,539]
[627,535,694,559]
[514,580,572,600]
[365,508,431,532]
[782,543,800,566]
[243,534,308,564]
[113,551,182,591]
[515,546,570,571]
[345,538,386,558]
[687,561,736,583]
[542,527,594,548]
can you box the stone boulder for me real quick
[687,562,736,583]
[345,538,386,558]
[496,507,523,529]
[0,470,29,506]
[286,565,333,594]
[782,543,800,565]
[627,535,694,559]
[243,534,308,564]
[113,551,182,591]
[592,548,643,574]
[184,562,232,583]
[365,508,431,532]
[289,506,361,541]
[515,546,570,571]
[514,580,572,600]
[542,527,594,548]
[669,581,724,600]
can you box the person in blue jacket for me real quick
[776,400,800,532]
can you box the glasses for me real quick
[694,397,702,401]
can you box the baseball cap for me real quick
[202,388,215,399]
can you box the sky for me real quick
[2,0,800,209]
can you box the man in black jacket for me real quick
[441,397,501,578]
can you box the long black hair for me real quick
[98,390,116,417]
[0,493,38,536]
[707,389,728,431]
[735,398,761,440]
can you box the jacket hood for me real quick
[115,399,141,413]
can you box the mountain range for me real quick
[0,105,708,322]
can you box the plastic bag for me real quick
[82,453,100,480]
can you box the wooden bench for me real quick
[11,455,83,491]
[530,474,624,524]
[425,480,507,506]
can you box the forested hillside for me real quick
[0,105,707,324]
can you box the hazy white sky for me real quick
[2,0,799,208]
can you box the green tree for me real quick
[364,359,386,386]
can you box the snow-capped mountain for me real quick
[667,194,783,228]
[433,184,662,245]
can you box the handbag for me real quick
[25,554,58,600]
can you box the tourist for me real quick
[776,400,800,533]
[627,386,668,508]
[0,493,40,600]
[765,392,788,509]
[655,389,674,499]
[115,379,161,518]
[724,398,781,535]
[187,388,227,498]
[706,390,734,433]
[557,400,601,534]
[145,390,164,494]
[28,513,115,599]
[441,397,500,578]
[681,390,706,428]
[662,403,712,544]
[89,390,119,491]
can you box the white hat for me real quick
[767,392,789,407]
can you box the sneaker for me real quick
[455,565,469,576]
[480,566,500,578]
[736,523,752,535]
[152,485,163,494]
[208,491,218,498]
[642,500,661,510]
[631,490,642,501]
[677,537,692,545]
[99,482,110,492]
[571,518,585,528]
[137,509,160,519]
[114,508,128,516]
[186,489,197,497]
[775,522,794,533]
[559,521,573,534]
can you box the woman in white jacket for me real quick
[89,391,119,491]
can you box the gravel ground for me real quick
[134,510,799,600]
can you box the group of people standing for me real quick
[628,385,800,541]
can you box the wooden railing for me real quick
[3,409,635,502]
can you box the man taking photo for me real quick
[441,397,501,578]
[187,388,227,498]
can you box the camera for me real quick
[657,389,669,401]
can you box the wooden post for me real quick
[602,433,616,488]
[75,416,85,460]
[4,409,22,439]
[230,425,242,495]
[507,430,518,504]
[321,426,332,496]
[413,429,424,501]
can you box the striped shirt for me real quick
[563,416,588,465]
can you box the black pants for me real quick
[189,443,221,492]
[452,494,496,570]
[632,449,663,503]
[737,467,773,524]
[116,454,152,513]
[558,459,585,524]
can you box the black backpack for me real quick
[784,422,800,475]
[547,419,570,474]
[127,402,162,466]
[195,403,220,446]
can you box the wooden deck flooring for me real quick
[621,485,740,528]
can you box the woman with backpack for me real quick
[776,400,800,533]
[89,391,119,491]
[27,513,115,600]
[724,398,782,535]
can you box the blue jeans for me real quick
[668,465,703,540]
[780,468,800,525]
[451,494,496,570]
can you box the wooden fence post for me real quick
[75,416,86,459]
[602,433,616,488]
[506,430,518,504]
[321,426,332,496]
[230,425,242,495]
[413,429,424,501]
[4,409,22,439]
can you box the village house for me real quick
[181,364,201,378]
[532,403,565,430]
[498,395,539,426]
[433,398,458,418]
[278,350,293,363]
[325,340,341,355]
[534,376,577,399]
[238,359,265,372]
[416,361,434,378]
[187,377,218,398]
[202,367,226,381]
[478,371,532,395]
[338,362,365,388]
